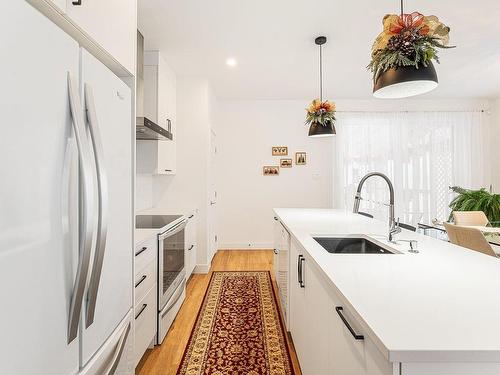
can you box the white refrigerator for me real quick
[0,2,134,374]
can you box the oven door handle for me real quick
[161,279,186,318]
[159,219,188,240]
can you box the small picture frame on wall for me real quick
[280,158,292,168]
[295,152,307,165]
[272,146,288,156]
[263,166,280,176]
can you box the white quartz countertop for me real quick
[274,208,500,363]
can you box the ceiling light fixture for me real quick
[226,58,237,67]
[306,36,336,138]
[369,0,453,99]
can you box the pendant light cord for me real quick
[400,0,404,15]
[319,44,323,102]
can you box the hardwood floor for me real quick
[136,249,302,375]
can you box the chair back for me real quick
[452,211,489,226]
[443,222,496,257]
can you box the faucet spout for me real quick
[352,172,397,239]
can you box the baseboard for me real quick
[193,264,210,274]
[218,243,273,250]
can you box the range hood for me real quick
[136,31,172,141]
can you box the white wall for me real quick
[216,100,334,249]
[135,174,153,211]
[152,77,212,268]
[215,98,494,249]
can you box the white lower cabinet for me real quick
[185,211,197,278]
[289,239,393,375]
[134,236,158,367]
[134,285,156,367]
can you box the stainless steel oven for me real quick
[135,214,188,344]
[158,218,187,310]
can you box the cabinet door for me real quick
[80,49,133,366]
[290,250,331,375]
[327,283,393,375]
[65,0,136,74]
[157,58,176,128]
[185,214,197,278]
[289,241,311,372]
[0,2,80,374]
[273,218,281,280]
[157,140,176,175]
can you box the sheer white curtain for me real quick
[333,111,490,225]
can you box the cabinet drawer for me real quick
[134,286,156,367]
[135,236,157,272]
[134,260,156,306]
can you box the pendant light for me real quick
[308,36,335,137]
[372,0,439,99]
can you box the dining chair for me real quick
[443,222,497,257]
[452,211,489,226]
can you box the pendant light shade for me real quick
[369,0,453,99]
[373,61,438,99]
[308,122,335,137]
[308,36,335,137]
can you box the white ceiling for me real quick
[138,0,500,100]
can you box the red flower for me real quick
[390,12,429,36]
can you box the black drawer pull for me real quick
[135,246,147,257]
[135,304,147,320]
[72,0,82,5]
[335,306,364,340]
[188,245,194,251]
[188,214,194,219]
[135,275,147,288]
[298,255,305,288]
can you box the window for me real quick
[334,111,490,225]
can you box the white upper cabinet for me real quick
[65,0,136,74]
[137,51,177,175]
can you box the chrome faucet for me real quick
[352,172,400,242]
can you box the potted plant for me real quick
[305,99,336,136]
[448,186,500,227]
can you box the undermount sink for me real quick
[313,237,395,254]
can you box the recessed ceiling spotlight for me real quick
[226,58,237,67]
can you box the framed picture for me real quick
[280,158,292,168]
[272,146,288,156]
[295,152,307,165]
[263,166,280,176]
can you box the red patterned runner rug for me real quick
[177,271,295,375]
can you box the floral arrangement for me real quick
[305,99,336,128]
[368,12,453,81]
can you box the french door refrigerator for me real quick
[0,2,134,374]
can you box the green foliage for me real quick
[305,111,336,127]
[448,186,500,227]
[368,36,453,81]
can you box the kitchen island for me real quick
[274,208,500,375]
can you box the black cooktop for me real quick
[136,215,183,229]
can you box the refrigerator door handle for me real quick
[84,83,109,328]
[67,73,96,344]
[102,321,131,375]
